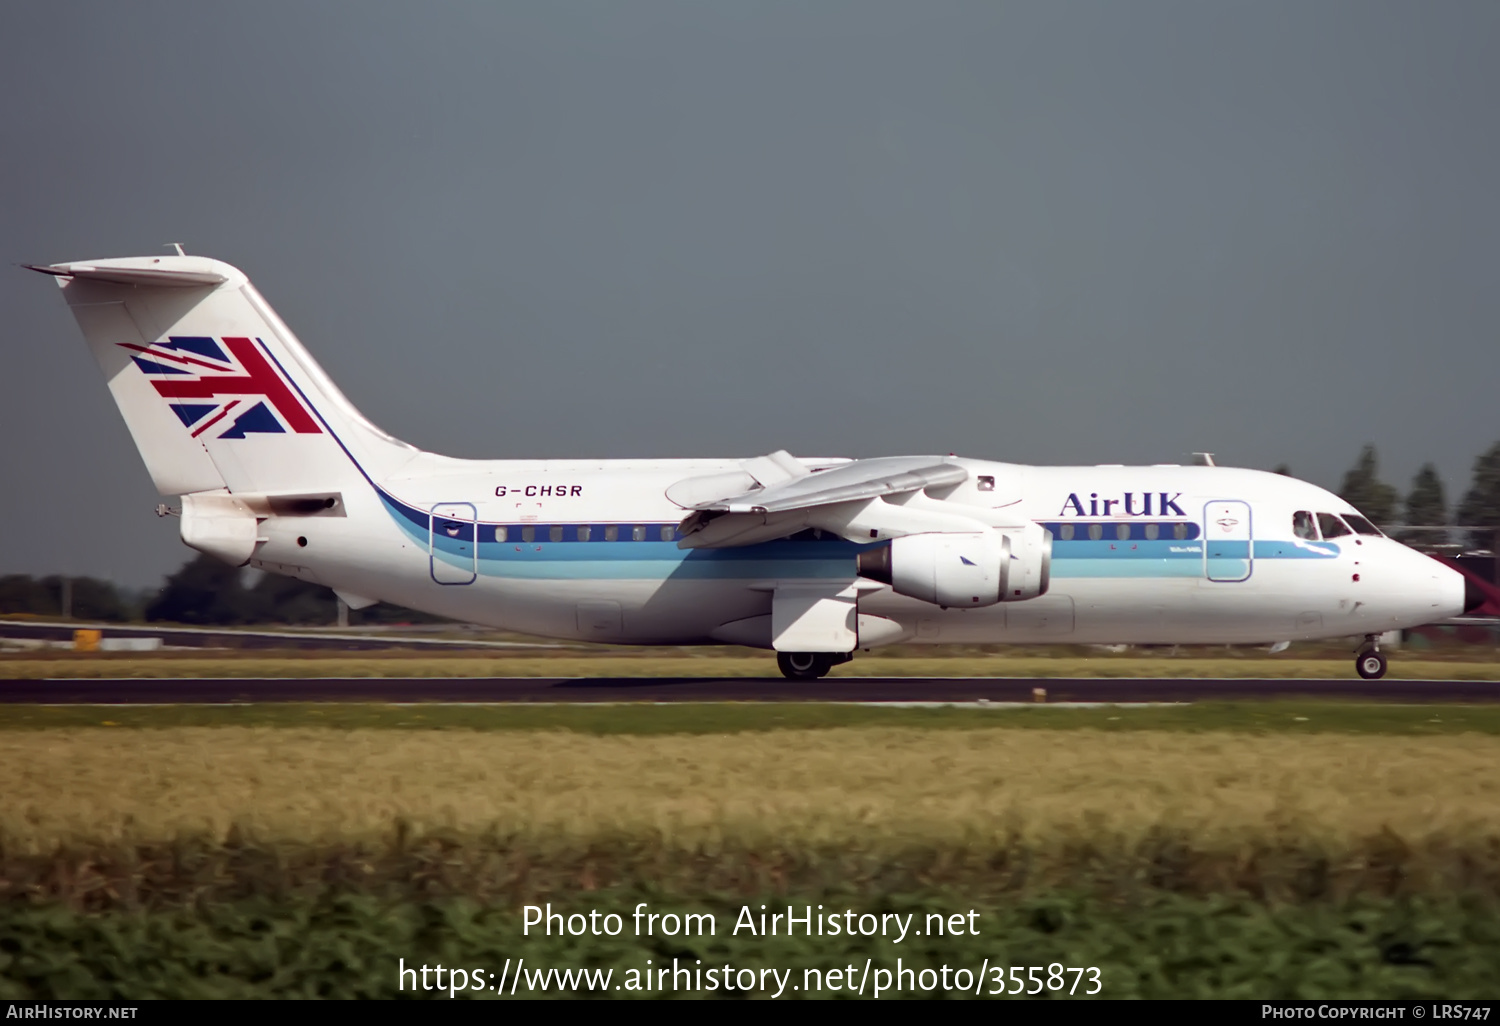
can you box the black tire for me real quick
[778,652,831,680]
[1355,650,1388,680]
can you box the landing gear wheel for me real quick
[778,652,832,680]
[1355,649,1388,680]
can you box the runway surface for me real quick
[0,620,565,651]
[1,676,1497,704]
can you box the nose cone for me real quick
[1425,554,1495,618]
[1436,564,1468,620]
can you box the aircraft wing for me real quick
[692,456,967,514]
[672,454,972,548]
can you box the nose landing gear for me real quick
[1355,635,1388,680]
[776,652,852,680]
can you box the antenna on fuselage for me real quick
[1192,452,1217,466]
[166,242,186,256]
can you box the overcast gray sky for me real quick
[4,2,1498,589]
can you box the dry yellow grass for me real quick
[4,727,1500,852]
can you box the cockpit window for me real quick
[1342,513,1382,537]
[1316,513,1352,539]
[1292,511,1317,540]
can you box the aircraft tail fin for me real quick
[31,255,416,500]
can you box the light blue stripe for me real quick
[1057,541,1202,558]
[1206,541,1251,560]
[387,489,1342,583]
[1050,560,1205,579]
[473,559,857,581]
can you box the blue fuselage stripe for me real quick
[383,490,1340,582]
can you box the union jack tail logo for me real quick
[122,336,322,439]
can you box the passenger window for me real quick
[1343,513,1383,537]
[1317,513,1352,539]
[1116,524,1130,540]
[605,525,619,542]
[1173,523,1188,540]
[632,525,646,541]
[494,526,507,543]
[1088,524,1103,541]
[1059,524,1074,540]
[1144,523,1160,540]
[549,525,563,543]
[1293,511,1317,540]
[660,525,674,542]
[977,475,995,492]
[577,525,591,542]
[521,526,535,543]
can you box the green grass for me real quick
[4,829,1500,999]
[4,889,1498,999]
[0,700,1497,735]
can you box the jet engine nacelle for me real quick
[856,525,1051,608]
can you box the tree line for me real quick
[0,575,138,622]
[0,557,446,626]
[1283,440,1500,547]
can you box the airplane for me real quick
[27,254,1486,681]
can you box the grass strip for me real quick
[2,726,1499,851]
[0,700,1499,735]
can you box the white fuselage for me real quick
[249,457,1464,648]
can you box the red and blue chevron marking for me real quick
[121,336,321,439]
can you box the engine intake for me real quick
[857,526,1051,607]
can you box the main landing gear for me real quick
[1355,635,1388,680]
[777,652,853,680]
